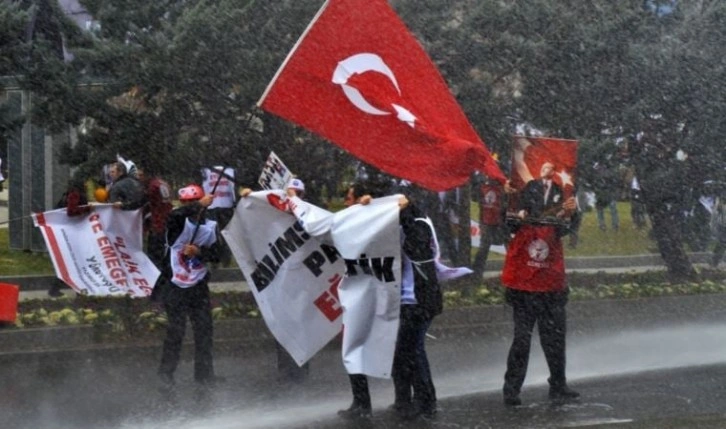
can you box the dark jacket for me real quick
[162,203,220,279]
[400,204,442,319]
[519,179,564,219]
[509,179,578,238]
[109,175,147,210]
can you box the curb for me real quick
[2,293,725,361]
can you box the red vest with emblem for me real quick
[479,183,503,225]
[501,224,565,292]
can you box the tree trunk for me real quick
[644,201,697,282]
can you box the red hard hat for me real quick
[178,184,204,201]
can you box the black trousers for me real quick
[392,305,436,411]
[713,226,726,266]
[159,281,214,381]
[146,231,167,269]
[472,224,508,276]
[276,340,309,381]
[348,374,371,409]
[503,288,568,397]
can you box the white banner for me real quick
[257,151,293,190]
[470,218,507,255]
[221,190,346,365]
[290,195,402,378]
[32,205,159,297]
[202,166,236,209]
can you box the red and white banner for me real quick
[32,205,159,297]
[221,190,346,365]
[470,218,507,254]
[258,0,505,191]
[508,136,579,214]
[289,194,402,377]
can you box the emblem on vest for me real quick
[527,238,550,268]
[484,190,497,206]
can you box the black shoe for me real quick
[338,403,372,420]
[158,372,175,388]
[549,385,580,401]
[504,395,522,407]
[389,402,415,420]
[47,288,64,298]
[418,406,437,420]
[195,375,226,387]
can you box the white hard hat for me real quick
[287,178,305,192]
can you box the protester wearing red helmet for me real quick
[157,184,223,387]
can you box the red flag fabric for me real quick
[508,136,578,214]
[257,0,506,191]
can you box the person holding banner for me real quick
[276,178,311,382]
[501,161,580,407]
[158,184,221,387]
[47,177,92,298]
[332,181,441,421]
[202,166,237,267]
[391,196,442,420]
[241,178,313,383]
[108,161,146,211]
[136,166,173,270]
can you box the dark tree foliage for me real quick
[3,0,726,278]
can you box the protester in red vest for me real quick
[136,167,173,270]
[501,161,580,407]
[472,174,508,277]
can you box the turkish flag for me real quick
[508,136,578,213]
[257,0,505,191]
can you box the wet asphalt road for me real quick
[3,294,726,429]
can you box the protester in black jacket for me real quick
[108,162,146,211]
[391,202,442,419]
[337,181,442,421]
[158,184,221,387]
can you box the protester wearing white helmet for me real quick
[250,177,312,383]
[287,178,305,193]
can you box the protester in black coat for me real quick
[338,182,442,421]
[158,184,221,386]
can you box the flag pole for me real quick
[256,0,332,106]
[188,166,227,246]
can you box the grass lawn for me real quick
[471,201,657,260]
[0,201,658,277]
[564,202,656,258]
[0,228,55,276]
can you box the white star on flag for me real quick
[557,169,574,188]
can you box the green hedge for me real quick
[8,269,726,335]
